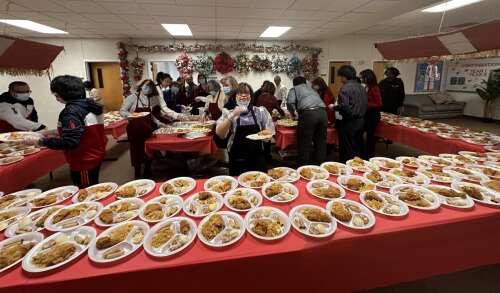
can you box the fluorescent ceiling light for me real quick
[260,26,291,38]
[0,19,67,34]
[162,24,192,36]
[422,0,484,13]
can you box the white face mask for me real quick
[236,100,250,110]
[16,93,30,101]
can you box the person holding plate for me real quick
[215,82,274,175]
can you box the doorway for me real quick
[87,62,123,112]
[373,61,390,84]
[329,61,351,98]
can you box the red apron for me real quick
[126,97,153,167]
[208,92,223,120]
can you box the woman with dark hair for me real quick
[191,74,209,114]
[253,80,273,105]
[256,82,284,117]
[216,82,274,175]
[360,69,382,159]
[312,77,335,125]
[379,67,405,115]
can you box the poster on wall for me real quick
[149,61,179,81]
[446,58,500,92]
[414,61,444,92]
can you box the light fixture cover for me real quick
[161,24,193,36]
[260,26,291,38]
[0,19,67,34]
[422,0,484,13]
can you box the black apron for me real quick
[126,96,153,167]
[228,108,266,176]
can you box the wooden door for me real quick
[89,62,123,112]
[329,61,351,98]
[373,61,390,84]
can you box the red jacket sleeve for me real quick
[367,86,382,109]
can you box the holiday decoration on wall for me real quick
[250,55,271,72]
[287,56,301,77]
[117,42,130,96]
[175,52,194,76]
[235,53,250,74]
[214,52,235,74]
[301,54,319,80]
[193,54,214,76]
[130,56,145,81]
[271,55,288,73]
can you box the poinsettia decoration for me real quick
[250,55,271,72]
[193,55,215,76]
[175,52,194,76]
[117,42,130,96]
[235,53,250,74]
[301,53,319,80]
[287,55,301,77]
[214,52,234,74]
[131,57,145,81]
[271,55,288,73]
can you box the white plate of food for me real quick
[464,137,497,146]
[485,145,500,152]
[326,199,376,230]
[320,162,353,176]
[139,195,183,223]
[115,179,155,199]
[458,151,488,162]
[389,168,431,185]
[418,167,456,184]
[0,131,43,143]
[127,112,150,118]
[28,186,79,209]
[290,204,336,238]
[0,207,31,231]
[369,157,402,170]
[246,129,273,140]
[396,156,428,169]
[44,202,102,232]
[95,198,144,227]
[438,154,476,165]
[204,176,239,194]
[418,155,454,168]
[198,211,245,248]
[224,188,262,212]
[89,220,149,264]
[346,157,379,173]
[4,205,64,238]
[238,171,271,188]
[22,226,96,273]
[267,167,300,183]
[443,166,489,183]
[144,217,197,258]
[72,182,118,203]
[486,152,500,162]
[159,177,196,197]
[451,182,500,206]
[485,161,500,169]
[245,207,290,241]
[464,164,500,181]
[297,165,329,180]
[360,191,409,217]
[0,156,24,166]
[390,184,440,211]
[0,188,41,210]
[337,175,376,193]
[183,191,223,218]
[363,170,402,189]
[0,232,44,273]
[13,147,41,156]
[276,119,298,127]
[261,182,299,203]
[306,180,345,201]
[437,132,463,140]
[425,185,474,209]
[481,180,500,194]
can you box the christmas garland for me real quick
[175,52,194,76]
[193,55,214,76]
[271,55,288,73]
[130,57,145,81]
[250,55,271,72]
[287,56,301,77]
[214,52,234,74]
[117,42,130,96]
[235,53,250,74]
[301,54,319,80]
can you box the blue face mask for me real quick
[222,86,232,94]
[142,86,152,95]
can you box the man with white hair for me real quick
[274,75,288,106]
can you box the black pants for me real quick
[336,118,364,163]
[364,110,381,159]
[70,164,101,189]
[263,142,272,163]
[297,108,328,165]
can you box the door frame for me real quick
[371,60,391,83]
[147,59,176,80]
[84,59,119,82]
[328,59,353,85]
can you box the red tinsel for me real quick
[214,52,234,74]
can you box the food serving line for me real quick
[1,151,500,292]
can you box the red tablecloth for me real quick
[275,126,339,150]
[376,122,486,154]
[145,134,218,157]
[3,176,500,292]
[0,149,66,194]
[104,120,128,140]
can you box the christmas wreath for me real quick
[235,53,250,74]
[301,54,319,80]
[250,55,271,72]
[175,52,194,76]
[117,42,130,96]
[193,55,215,76]
[131,57,145,81]
[287,56,301,77]
[271,55,288,73]
[214,52,234,74]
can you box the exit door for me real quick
[88,62,123,111]
[329,61,351,98]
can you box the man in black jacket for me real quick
[379,67,405,115]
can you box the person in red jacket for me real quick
[22,75,106,188]
[312,77,335,125]
[360,69,382,159]
[255,82,285,118]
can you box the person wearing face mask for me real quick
[191,74,209,115]
[216,82,275,175]
[0,81,46,133]
[221,76,238,109]
[156,73,186,120]
[21,75,105,188]
[183,74,197,105]
[360,69,382,159]
[311,77,335,125]
[203,80,226,121]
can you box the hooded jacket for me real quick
[41,99,106,171]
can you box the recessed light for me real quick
[422,0,484,13]
[260,26,291,38]
[161,24,192,36]
[0,19,67,34]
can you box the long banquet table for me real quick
[104,120,128,139]
[275,126,339,150]
[2,173,500,292]
[145,133,218,157]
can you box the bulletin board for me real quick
[446,57,500,92]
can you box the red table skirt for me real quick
[376,122,486,154]
[145,134,218,157]
[104,120,128,140]
[275,126,339,150]
[0,149,66,194]
[3,176,500,292]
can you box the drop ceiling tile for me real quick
[215,0,256,8]
[135,0,176,3]
[280,9,316,19]
[184,17,216,25]
[98,2,144,14]
[120,14,158,24]
[311,10,343,20]
[44,12,94,23]
[82,13,123,22]
[325,0,372,12]
[189,24,216,32]
[10,0,69,12]
[216,25,241,33]
[257,0,295,9]
[355,0,400,13]
[176,0,215,5]
[216,7,281,18]
[56,1,107,14]
[138,3,177,15]
[6,11,57,21]
[240,25,267,33]
[152,16,186,23]
[289,0,334,10]
[335,12,374,22]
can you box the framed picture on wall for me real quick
[414,61,444,92]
